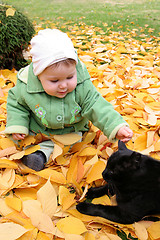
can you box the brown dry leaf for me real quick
[57,216,87,235]
[0,222,28,240]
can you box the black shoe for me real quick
[21,151,46,171]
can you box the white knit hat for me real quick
[30,29,78,76]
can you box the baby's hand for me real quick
[116,126,133,143]
[12,133,26,140]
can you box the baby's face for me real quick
[38,63,77,98]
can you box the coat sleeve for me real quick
[78,80,128,142]
[4,84,30,135]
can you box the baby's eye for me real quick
[67,76,73,80]
[51,80,58,83]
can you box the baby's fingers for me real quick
[12,133,26,140]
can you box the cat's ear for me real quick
[130,152,141,169]
[118,140,127,150]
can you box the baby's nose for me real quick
[59,82,67,89]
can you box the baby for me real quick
[5,29,133,171]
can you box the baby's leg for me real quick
[38,140,54,161]
[22,140,54,171]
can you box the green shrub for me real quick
[0,3,35,70]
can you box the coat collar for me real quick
[17,58,90,93]
[27,63,45,93]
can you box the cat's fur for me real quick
[76,140,160,224]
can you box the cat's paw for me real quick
[86,187,97,199]
[76,202,90,214]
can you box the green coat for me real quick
[5,59,128,142]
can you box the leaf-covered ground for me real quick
[0,19,160,240]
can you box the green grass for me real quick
[1,0,160,37]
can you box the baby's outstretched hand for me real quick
[116,126,133,143]
[12,133,26,140]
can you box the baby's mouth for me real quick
[58,90,67,94]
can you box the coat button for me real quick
[56,115,63,121]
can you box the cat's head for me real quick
[102,140,142,182]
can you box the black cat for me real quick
[76,140,160,224]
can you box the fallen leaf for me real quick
[0,159,18,169]
[0,222,28,240]
[59,186,76,210]
[35,169,66,184]
[0,146,18,158]
[57,216,87,235]
[37,178,58,218]
[24,145,41,155]
[53,133,82,145]
[147,221,160,239]
[6,8,16,17]
[86,160,106,183]
[79,147,99,156]
[0,138,15,149]
[23,199,55,234]
[52,143,63,161]
[5,196,22,212]
[134,222,148,240]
